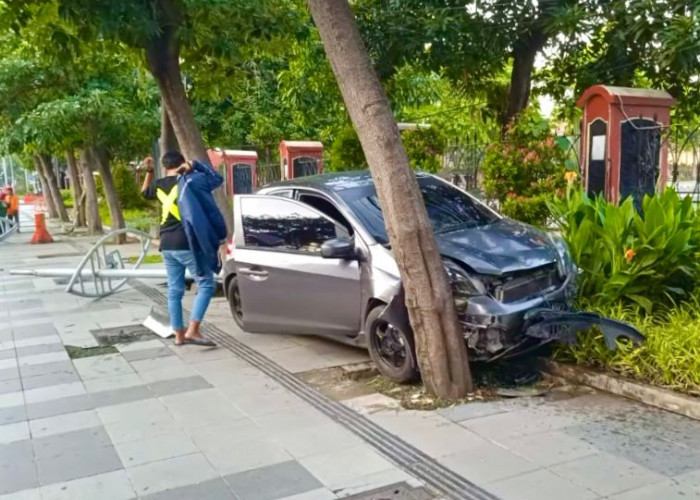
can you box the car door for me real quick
[232,195,362,337]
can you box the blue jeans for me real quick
[163,250,215,330]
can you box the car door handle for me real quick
[239,268,269,279]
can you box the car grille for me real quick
[493,264,561,303]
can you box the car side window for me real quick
[298,193,354,235]
[241,197,349,254]
[269,189,293,198]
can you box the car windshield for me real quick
[339,176,498,245]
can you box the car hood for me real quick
[436,219,559,275]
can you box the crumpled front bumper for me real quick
[381,278,645,362]
[522,308,645,348]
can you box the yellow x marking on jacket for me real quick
[156,185,181,224]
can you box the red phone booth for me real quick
[279,141,324,180]
[577,85,675,206]
[207,149,258,196]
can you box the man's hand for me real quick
[142,156,155,173]
[140,157,156,194]
[176,161,193,175]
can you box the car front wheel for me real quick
[227,277,244,329]
[366,304,419,384]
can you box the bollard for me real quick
[30,213,53,244]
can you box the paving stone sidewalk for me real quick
[0,224,426,500]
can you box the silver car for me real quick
[223,172,642,382]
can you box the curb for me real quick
[546,360,700,421]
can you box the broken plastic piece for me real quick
[523,308,645,349]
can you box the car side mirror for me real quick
[321,238,355,259]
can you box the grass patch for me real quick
[99,204,158,233]
[126,254,163,264]
[556,299,700,395]
[65,345,118,359]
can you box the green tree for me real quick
[541,0,700,123]
[308,0,473,398]
[0,22,159,235]
[13,0,302,234]
[355,0,700,130]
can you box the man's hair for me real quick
[161,151,185,170]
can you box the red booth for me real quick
[279,141,323,180]
[576,85,675,206]
[207,149,258,196]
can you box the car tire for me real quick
[366,304,419,384]
[227,277,244,329]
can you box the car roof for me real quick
[265,170,432,193]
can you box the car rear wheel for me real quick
[366,305,418,384]
[227,277,244,329]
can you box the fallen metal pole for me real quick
[11,268,184,279]
[9,228,220,298]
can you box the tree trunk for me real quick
[144,1,232,237]
[33,156,58,219]
[38,154,69,222]
[92,146,125,244]
[66,149,86,227]
[79,149,103,235]
[160,102,179,153]
[307,0,473,398]
[501,29,547,133]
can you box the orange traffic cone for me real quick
[30,213,53,244]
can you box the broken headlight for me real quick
[442,258,486,309]
[547,232,576,279]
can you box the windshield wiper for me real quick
[437,221,480,234]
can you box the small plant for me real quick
[482,108,571,226]
[549,187,700,312]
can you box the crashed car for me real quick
[223,171,642,382]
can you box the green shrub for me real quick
[549,187,700,312]
[500,194,551,226]
[112,163,147,210]
[328,123,447,173]
[60,189,74,209]
[328,124,367,171]
[402,127,447,173]
[556,300,700,393]
[482,108,570,226]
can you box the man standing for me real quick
[141,153,220,347]
[5,187,19,232]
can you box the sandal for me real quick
[182,337,216,347]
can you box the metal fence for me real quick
[669,126,700,205]
[439,136,487,192]
[255,163,282,189]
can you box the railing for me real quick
[0,217,18,242]
[255,164,282,189]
